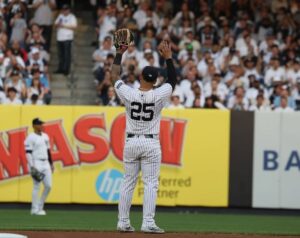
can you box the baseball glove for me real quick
[113,28,134,51]
[30,167,45,182]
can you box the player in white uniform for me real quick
[24,118,54,215]
[112,39,176,233]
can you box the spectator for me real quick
[97,5,117,42]
[274,96,294,112]
[9,10,27,46]
[204,73,228,103]
[264,57,286,87]
[203,95,224,109]
[3,87,22,105]
[26,69,51,104]
[168,94,184,109]
[4,68,26,99]
[27,75,45,102]
[11,40,27,62]
[249,94,271,111]
[178,43,198,67]
[54,4,77,76]
[26,47,48,74]
[191,81,204,108]
[273,87,296,109]
[97,69,113,105]
[286,60,300,86]
[124,72,140,89]
[138,48,159,70]
[104,86,120,106]
[227,86,249,110]
[26,24,46,51]
[25,93,43,105]
[245,74,261,105]
[172,2,195,27]
[178,29,201,51]
[92,36,115,82]
[179,68,204,108]
[31,0,56,51]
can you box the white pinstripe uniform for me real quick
[115,79,172,227]
[24,132,52,214]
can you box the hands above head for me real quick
[158,40,172,60]
[114,28,134,54]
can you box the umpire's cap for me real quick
[32,118,44,125]
[142,66,158,83]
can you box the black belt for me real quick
[127,134,154,138]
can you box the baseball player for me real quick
[112,29,176,233]
[24,118,54,215]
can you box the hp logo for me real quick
[95,169,123,202]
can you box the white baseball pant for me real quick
[118,136,161,227]
[31,160,52,213]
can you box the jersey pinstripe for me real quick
[115,78,172,229]
[114,80,172,135]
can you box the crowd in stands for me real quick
[0,0,56,105]
[92,0,300,111]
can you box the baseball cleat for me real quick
[31,210,46,215]
[141,225,165,234]
[117,225,135,232]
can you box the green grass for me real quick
[0,209,300,235]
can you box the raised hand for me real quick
[158,40,172,60]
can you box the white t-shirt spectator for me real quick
[224,71,249,91]
[3,56,25,69]
[264,66,286,87]
[172,11,195,26]
[227,95,249,110]
[92,47,115,70]
[133,9,160,30]
[3,97,22,105]
[122,48,140,63]
[98,15,116,42]
[178,49,198,65]
[204,81,228,101]
[179,79,205,107]
[245,88,259,104]
[137,50,160,66]
[258,39,280,54]
[235,37,258,57]
[5,79,25,99]
[244,68,261,80]
[172,85,185,103]
[286,68,300,85]
[55,13,77,41]
[138,57,159,70]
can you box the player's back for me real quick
[115,80,172,135]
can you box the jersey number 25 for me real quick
[130,102,154,121]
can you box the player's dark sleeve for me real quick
[47,149,53,165]
[165,58,176,91]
